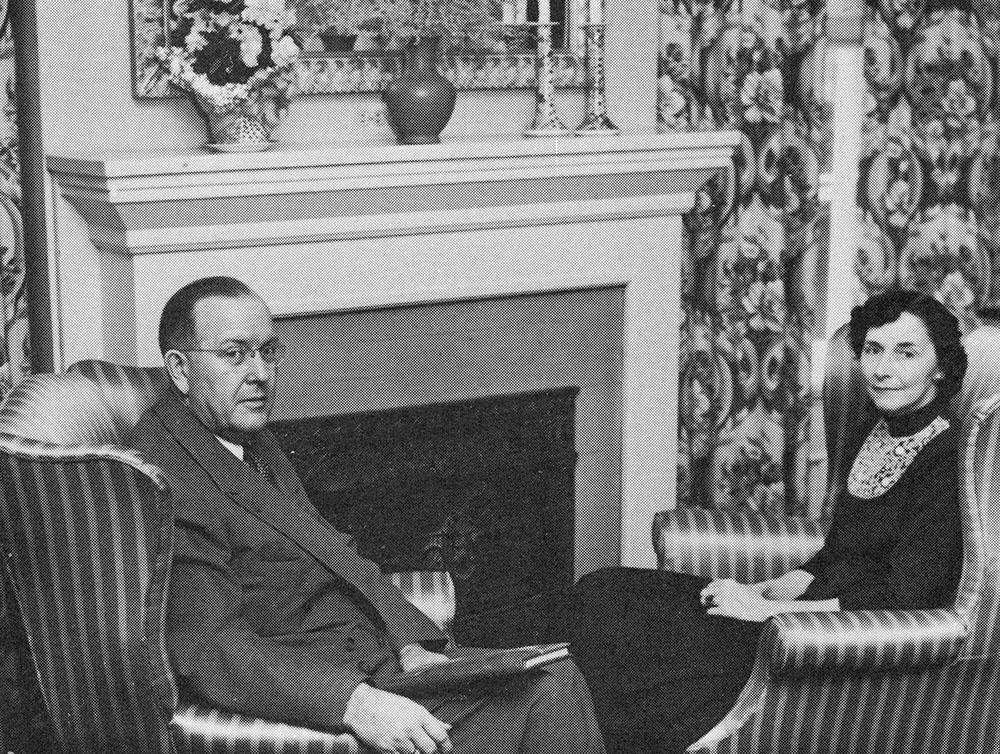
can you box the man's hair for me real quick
[159,276,257,353]
[848,288,968,401]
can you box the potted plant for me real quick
[375,0,499,143]
[158,0,301,151]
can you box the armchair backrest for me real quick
[824,321,1000,659]
[953,392,1000,660]
[67,360,171,442]
[821,325,877,516]
[0,420,178,752]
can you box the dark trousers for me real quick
[562,568,763,754]
[440,658,606,754]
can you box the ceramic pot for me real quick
[382,36,457,145]
[196,89,282,152]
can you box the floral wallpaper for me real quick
[659,0,831,515]
[859,0,997,330]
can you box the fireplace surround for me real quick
[46,133,740,569]
[272,387,579,647]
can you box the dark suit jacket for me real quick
[133,392,448,730]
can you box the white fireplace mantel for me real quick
[47,132,739,568]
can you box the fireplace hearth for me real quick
[271,388,578,647]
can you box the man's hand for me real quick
[399,643,451,673]
[343,683,453,754]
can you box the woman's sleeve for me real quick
[836,438,962,611]
[798,524,837,576]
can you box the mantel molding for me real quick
[48,133,737,256]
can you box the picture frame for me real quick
[130,0,586,96]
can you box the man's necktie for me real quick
[243,444,278,488]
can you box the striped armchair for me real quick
[0,361,456,754]
[652,324,1000,753]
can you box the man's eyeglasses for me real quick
[179,341,285,368]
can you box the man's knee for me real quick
[530,658,591,704]
[575,567,625,595]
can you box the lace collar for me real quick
[847,408,950,500]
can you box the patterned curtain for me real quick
[660,0,831,515]
[0,3,41,752]
[858,0,996,329]
[0,0,27,393]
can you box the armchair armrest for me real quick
[764,609,967,674]
[171,703,359,753]
[653,507,827,582]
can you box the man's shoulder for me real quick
[131,396,199,472]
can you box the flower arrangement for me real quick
[158,0,301,114]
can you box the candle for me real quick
[589,0,602,24]
[539,0,550,23]
[503,0,516,23]
[516,0,527,23]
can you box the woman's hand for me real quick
[700,574,838,622]
[700,579,777,622]
[755,569,814,600]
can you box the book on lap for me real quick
[375,643,571,696]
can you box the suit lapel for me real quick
[153,396,400,611]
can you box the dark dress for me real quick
[567,396,963,754]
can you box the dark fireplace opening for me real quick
[271,387,579,647]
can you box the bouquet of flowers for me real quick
[158,0,301,122]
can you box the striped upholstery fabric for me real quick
[0,362,457,753]
[391,570,457,639]
[0,433,177,753]
[652,507,826,581]
[652,332,1000,753]
[67,360,170,444]
[0,371,123,446]
[820,325,878,517]
[763,609,967,673]
[171,704,360,754]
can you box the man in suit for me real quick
[133,276,605,754]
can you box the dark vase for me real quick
[382,36,457,145]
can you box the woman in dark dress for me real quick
[567,289,967,754]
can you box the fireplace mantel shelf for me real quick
[49,133,738,183]
[47,130,739,570]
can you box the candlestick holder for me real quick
[523,22,571,138]
[574,23,619,135]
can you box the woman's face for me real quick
[860,310,941,415]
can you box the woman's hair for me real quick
[848,289,968,401]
